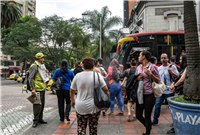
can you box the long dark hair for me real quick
[142,51,152,62]
[180,54,187,73]
[60,59,68,73]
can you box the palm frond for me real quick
[104,16,122,30]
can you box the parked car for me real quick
[10,73,17,80]
[17,76,23,83]
[47,79,56,94]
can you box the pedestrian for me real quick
[150,56,157,65]
[96,58,108,116]
[152,53,179,125]
[22,70,26,84]
[73,61,83,76]
[170,57,180,71]
[135,50,160,135]
[52,59,74,122]
[167,54,187,134]
[107,59,124,116]
[70,57,109,135]
[93,58,102,74]
[120,59,137,121]
[28,53,48,128]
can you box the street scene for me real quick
[1,0,200,135]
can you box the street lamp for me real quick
[82,13,102,58]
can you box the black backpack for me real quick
[169,64,180,82]
[22,63,38,93]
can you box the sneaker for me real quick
[107,112,114,116]
[66,116,70,121]
[127,115,131,122]
[115,112,124,116]
[167,128,175,134]
[152,120,158,125]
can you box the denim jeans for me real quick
[110,81,124,112]
[153,93,174,122]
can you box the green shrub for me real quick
[174,96,199,104]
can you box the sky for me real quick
[35,0,124,30]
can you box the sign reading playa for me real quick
[171,110,200,125]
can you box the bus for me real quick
[111,31,185,70]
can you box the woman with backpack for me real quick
[52,59,74,122]
[107,59,124,116]
[120,59,137,121]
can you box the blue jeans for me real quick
[110,81,124,112]
[153,93,174,122]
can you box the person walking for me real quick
[152,53,179,125]
[52,59,74,122]
[70,57,109,135]
[135,51,160,135]
[167,54,187,134]
[170,57,180,71]
[107,59,124,116]
[28,53,48,128]
[22,70,26,84]
[73,61,83,76]
[120,59,137,121]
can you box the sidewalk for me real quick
[21,105,174,135]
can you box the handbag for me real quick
[120,69,130,88]
[174,73,184,93]
[51,70,64,91]
[148,64,166,98]
[93,72,111,110]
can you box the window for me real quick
[3,56,7,60]
[11,57,15,60]
[16,62,20,66]
[9,62,14,66]
[171,35,178,44]
[4,61,9,66]
[179,35,185,44]
[157,35,167,44]
[167,15,178,31]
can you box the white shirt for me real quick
[158,64,179,94]
[71,71,106,115]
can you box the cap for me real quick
[35,53,46,59]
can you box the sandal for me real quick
[115,112,124,116]
[132,114,136,121]
[107,112,114,116]
[127,115,131,122]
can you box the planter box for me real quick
[167,96,200,135]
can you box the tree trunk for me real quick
[183,1,200,100]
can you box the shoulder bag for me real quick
[148,64,166,98]
[51,70,64,91]
[120,69,130,89]
[94,72,111,110]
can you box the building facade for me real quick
[17,0,36,17]
[123,0,137,28]
[0,0,36,77]
[126,1,185,34]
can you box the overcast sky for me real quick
[36,0,124,30]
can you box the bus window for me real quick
[172,46,179,63]
[157,35,168,44]
[171,35,178,44]
[179,35,185,44]
[157,46,171,62]
[118,42,129,64]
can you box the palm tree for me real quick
[183,1,200,100]
[83,6,122,62]
[1,1,22,28]
[109,29,125,44]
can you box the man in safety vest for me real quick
[28,53,48,128]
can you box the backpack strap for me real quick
[168,64,173,82]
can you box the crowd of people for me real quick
[27,50,187,135]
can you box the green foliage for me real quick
[82,6,123,63]
[1,1,22,28]
[174,96,199,104]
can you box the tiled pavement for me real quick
[50,106,174,135]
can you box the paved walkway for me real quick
[21,105,175,135]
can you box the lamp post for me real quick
[82,13,102,58]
